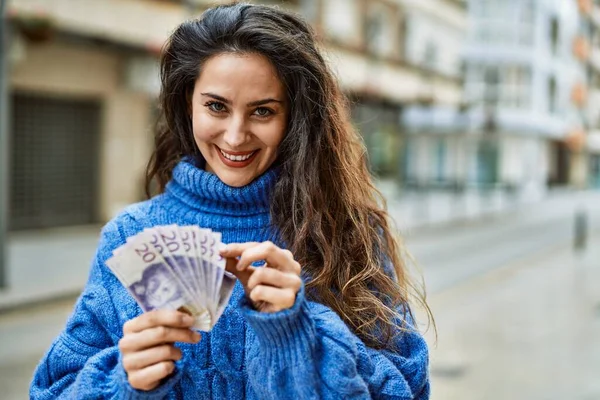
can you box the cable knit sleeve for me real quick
[239,285,430,400]
[30,214,185,400]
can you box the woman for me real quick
[31,3,432,399]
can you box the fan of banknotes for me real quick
[106,225,236,332]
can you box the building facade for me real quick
[586,0,600,188]
[464,0,590,197]
[4,0,466,231]
[395,0,468,189]
[405,0,597,199]
[315,0,466,179]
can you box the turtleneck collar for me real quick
[164,157,279,216]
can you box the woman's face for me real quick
[190,53,288,187]
[146,274,178,308]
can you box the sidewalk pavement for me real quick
[1,187,599,310]
[0,226,100,310]
[421,231,600,400]
[378,181,597,232]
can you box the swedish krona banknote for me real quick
[106,225,236,331]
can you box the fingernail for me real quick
[193,332,201,341]
[220,244,229,253]
[183,315,195,325]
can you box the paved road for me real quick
[403,191,600,294]
[0,191,599,399]
[401,192,600,399]
[423,232,600,400]
[0,298,73,399]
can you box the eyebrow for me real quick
[200,92,283,107]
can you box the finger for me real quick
[219,242,261,258]
[247,267,302,291]
[119,327,200,353]
[123,310,195,334]
[249,285,297,312]
[224,258,255,287]
[236,242,299,273]
[128,361,175,391]
[277,248,301,274]
[122,344,182,372]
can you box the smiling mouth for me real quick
[215,145,260,168]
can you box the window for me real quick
[323,0,361,45]
[519,24,534,46]
[467,63,532,109]
[465,63,487,105]
[10,94,101,230]
[364,3,395,57]
[435,138,447,182]
[517,0,535,46]
[548,76,557,113]
[591,70,600,90]
[365,11,384,53]
[580,19,592,42]
[478,0,496,18]
[550,17,560,55]
[520,0,535,24]
[423,41,438,70]
[476,139,499,184]
[397,12,408,60]
[502,66,532,108]
[484,66,500,106]
[352,102,402,177]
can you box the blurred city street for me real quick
[2,0,600,399]
[1,189,599,399]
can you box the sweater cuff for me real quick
[238,284,316,367]
[113,352,186,399]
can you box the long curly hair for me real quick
[146,2,433,349]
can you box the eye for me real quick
[253,107,273,118]
[206,101,226,113]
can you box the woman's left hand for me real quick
[220,242,302,313]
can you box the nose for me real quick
[222,115,248,149]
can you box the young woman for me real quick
[31,3,431,399]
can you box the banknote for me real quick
[106,225,237,331]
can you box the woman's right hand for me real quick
[118,310,201,391]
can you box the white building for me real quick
[586,0,600,188]
[405,0,594,199]
[395,0,469,189]
[336,0,466,180]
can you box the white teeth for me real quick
[220,149,255,162]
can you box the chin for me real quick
[224,179,252,188]
[215,171,255,187]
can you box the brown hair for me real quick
[146,3,433,349]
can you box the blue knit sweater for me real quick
[30,158,430,399]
